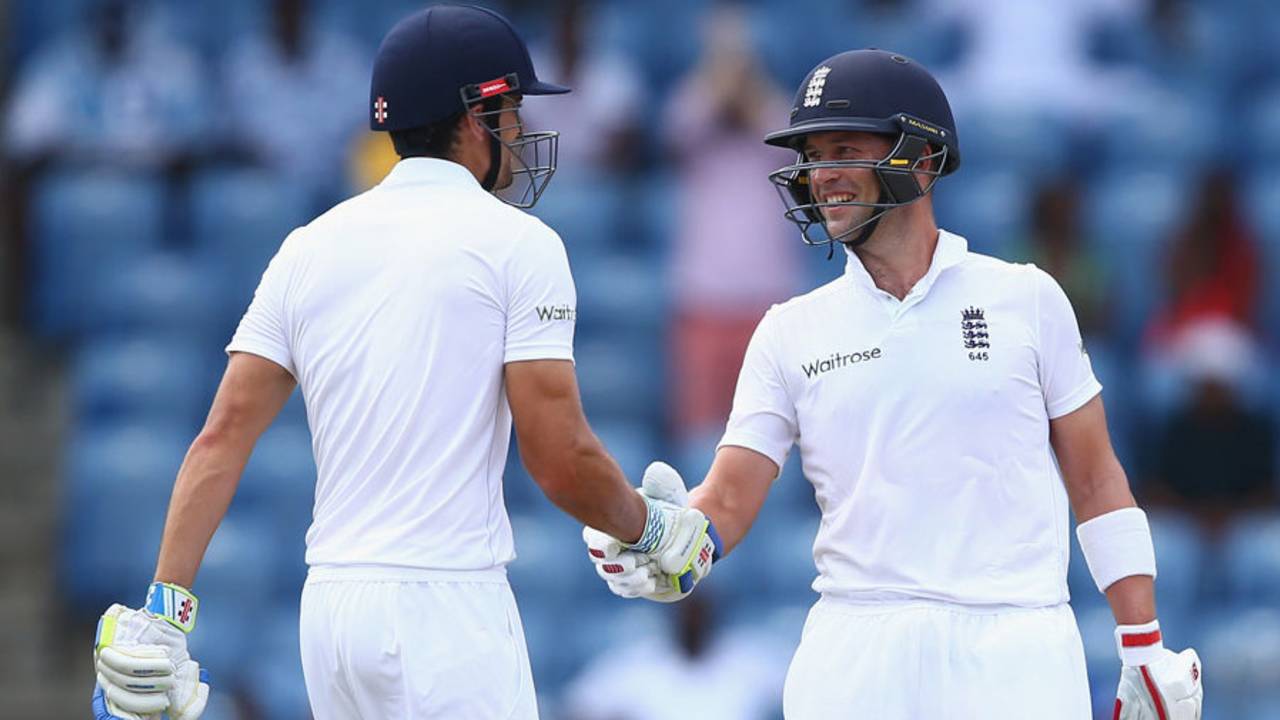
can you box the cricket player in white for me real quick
[585,50,1204,719]
[89,6,716,720]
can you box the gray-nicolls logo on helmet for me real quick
[369,4,570,208]
[764,49,961,253]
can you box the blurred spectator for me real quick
[1144,319,1275,528]
[521,0,646,177]
[1146,169,1259,348]
[1015,179,1109,336]
[935,0,1149,126]
[2,0,209,170]
[662,4,799,441]
[562,595,785,720]
[221,0,368,206]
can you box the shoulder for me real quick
[951,249,1056,301]
[765,275,848,324]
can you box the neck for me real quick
[850,204,939,300]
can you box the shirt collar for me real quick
[843,228,969,299]
[379,157,480,190]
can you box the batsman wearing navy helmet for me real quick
[583,50,1203,719]
[89,5,717,720]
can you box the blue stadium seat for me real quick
[188,168,310,320]
[1220,512,1280,605]
[753,512,820,605]
[575,337,665,423]
[573,253,669,340]
[243,606,312,720]
[1146,510,1207,616]
[30,169,166,338]
[529,176,627,261]
[949,109,1071,181]
[1099,94,1219,173]
[71,336,214,430]
[61,422,192,611]
[591,419,661,481]
[82,251,228,342]
[930,169,1031,258]
[234,423,315,592]
[593,0,707,96]
[507,511,597,605]
[1198,606,1280,716]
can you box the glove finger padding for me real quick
[1117,648,1203,720]
[640,461,689,505]
[583,526,626,561]
[166,661,210,720]
[96,678,170,716]
[96,645,175,683]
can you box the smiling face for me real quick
[801,130,895,239]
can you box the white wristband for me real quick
[1076,507,1157,593]
[1115,619,1165,667]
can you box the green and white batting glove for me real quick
[92,583,210,720]
[1113,621,1203,720]
[585,462,720,602]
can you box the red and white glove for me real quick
[1113,621,1202,720]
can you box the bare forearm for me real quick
[688,446,777,556]
[690,483,748,556]
[153,433,249,588]
[1106,574,1157,625]
[535,437,647,544]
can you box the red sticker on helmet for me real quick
[478,77,511,98]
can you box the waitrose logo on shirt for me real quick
[802,347,882,379]
[536,304,576,322]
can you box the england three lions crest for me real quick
[961,306,990,361]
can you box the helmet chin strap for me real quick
[825,188,887,259]
[480,133,502,192]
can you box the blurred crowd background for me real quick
[1,0,1278,718]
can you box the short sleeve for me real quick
[225,231,299,376]
[1031,266,1102,418]
[504,222,576,364]
[717,309,799,471]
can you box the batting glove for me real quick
[585,462,720,601]
[583,527,686,602]
[92,583,210,720]
[1114,620,1203,720]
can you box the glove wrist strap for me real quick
[145,582,200,634]
[626,498,666,554]
[1116,619,1164,666]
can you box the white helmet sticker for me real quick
[803,66,832,108]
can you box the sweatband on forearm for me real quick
[1076,507,1157,593]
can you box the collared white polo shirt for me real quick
[227,158,576,571]
[720,230,1101,606]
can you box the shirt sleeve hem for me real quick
[503,345,575,364]
[1046,378,1103,419]
[224,342,297,379]
[716,432,789,475]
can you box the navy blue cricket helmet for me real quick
[369,4,570,207]
[765,49,961,247]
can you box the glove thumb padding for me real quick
[641,461,689,506]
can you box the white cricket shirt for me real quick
[720,230,1101,606]
[227,158,576,571]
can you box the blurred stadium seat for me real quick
[71,335,213,430]
[188,167,311,320]
[1220,511,1280,605]
[30,170,167,338]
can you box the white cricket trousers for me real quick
[783,597,1092,720]
[299,566,539,719]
